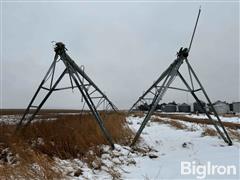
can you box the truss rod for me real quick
[185,59,232,145]
[156,86,190,92]
[129,59,179,113]
[177,71,230,144]
[17,69,67,129]
[62,53,118,112]
[17,43,118,149]
[131,57,184,146]
[68,65,115,148]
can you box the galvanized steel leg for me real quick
[130,58,184,146]
[177,71,230,143]
[185,60,232,145]
[22,69,67,128]
[16,80,45,129]
[17,59,58,129]
[128,59,178,113]
[69,69,115,149]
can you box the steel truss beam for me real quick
[129,55,232,146]
[17,42,117,149]
[129,7,232,146]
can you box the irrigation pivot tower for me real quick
[129,8,232,146]
[17,42,118,149]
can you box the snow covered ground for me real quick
[0,115,23,125]
[124,116,239,179]
[1,113,239,179]
[53,115,239,179]
[0,114,57,125]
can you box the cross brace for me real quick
[129,55,232,146]
[17,42,118,149]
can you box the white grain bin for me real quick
[233,102,240,113]
[213,101,230,114]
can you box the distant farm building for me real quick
[178,103,191,112]
[213,101,230,114]
[159,103,167,111]
[149,103,161,111]
[162,102,177,112]
[137,100,238,114]
[193,100,206,113]
[232,102,240,113]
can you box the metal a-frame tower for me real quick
[17,42,118,149]
[129,8,232,146]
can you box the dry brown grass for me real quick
[19,112,133,158]
[0,112,133,179]
[168,120,188,130]
[0,125,62,179]
[152,116,240,142]
[223,114,240,118]
[153,113,240,129]
[0,151,61,179]
[130,111,145,118]
[105,166,121,179]
[227,128,240,142]
[151,117,187,130]
[201,126,218,137]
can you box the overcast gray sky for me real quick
[1,1,239,109]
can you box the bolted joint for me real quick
[54,42,67,54]
[177,47,189,58]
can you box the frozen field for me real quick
[0,112,239,179]
[51,114,240,179]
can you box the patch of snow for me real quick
[0,114,57,125]
[123,115,240,179]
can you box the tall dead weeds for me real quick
[0,112,133,178]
